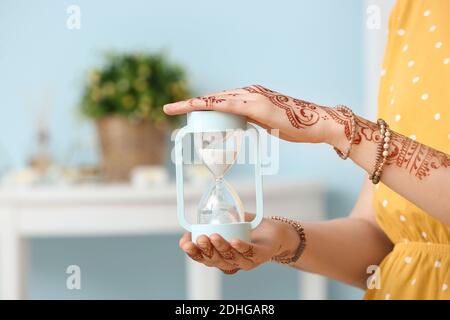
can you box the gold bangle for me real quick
[270,216,306,265]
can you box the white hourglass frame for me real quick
[175,111,264,242]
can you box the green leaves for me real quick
[80,51,190,125]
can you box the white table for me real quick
[0,181,326,300]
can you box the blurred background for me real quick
[0,0,393,299]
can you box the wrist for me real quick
[272,218,301,258]
[322,107,354,152]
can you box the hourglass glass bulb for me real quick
[194,130,242,178]
[197,149,237,178]
[195,129,245,225]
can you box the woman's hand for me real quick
[163,85,343,145]
[179,214,300,274]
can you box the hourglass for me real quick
[175,111,263,242]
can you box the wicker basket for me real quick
[97,116,167,181]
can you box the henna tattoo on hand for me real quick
[188,96,226,109]
[188,252,204,262]
[241,245,254,258]
[272,249,295,264]
[221,268,240,275]
[198,244,213,259]
[243,85,321,129]
[188,86,450,182]
[218,249,235,260]
[323,108,381,144]
[323,108,353,141]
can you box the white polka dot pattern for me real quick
[367,1,450,301]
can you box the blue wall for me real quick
[0,0,365,299]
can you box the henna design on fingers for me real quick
[241,245,255,258]
[198,244,214,259]
[188,96,226,109]
[221,268,240,275]
[243,85,320,129]
[218,249,235,260]
[188,252,204,262]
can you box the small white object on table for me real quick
[0,181,326,300]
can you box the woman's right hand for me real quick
[179,214,300,274]
[163,84,346,146]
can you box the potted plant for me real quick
[80,51,190,181]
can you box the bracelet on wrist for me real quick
[270,216,306,265]
[369,118,391,184]
[332,105,357,160]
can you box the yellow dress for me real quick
[364,0,450,300]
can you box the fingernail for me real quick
[210,233,221,241]
[163,104,173,112]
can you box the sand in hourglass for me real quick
[197,149,238,177]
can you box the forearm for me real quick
[276,217,392,289]
[327,113,450,225]
[165,86,450,225]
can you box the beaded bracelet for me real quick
[333,105,356,160]
[270,216,306,265]
[370,119,391,184]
